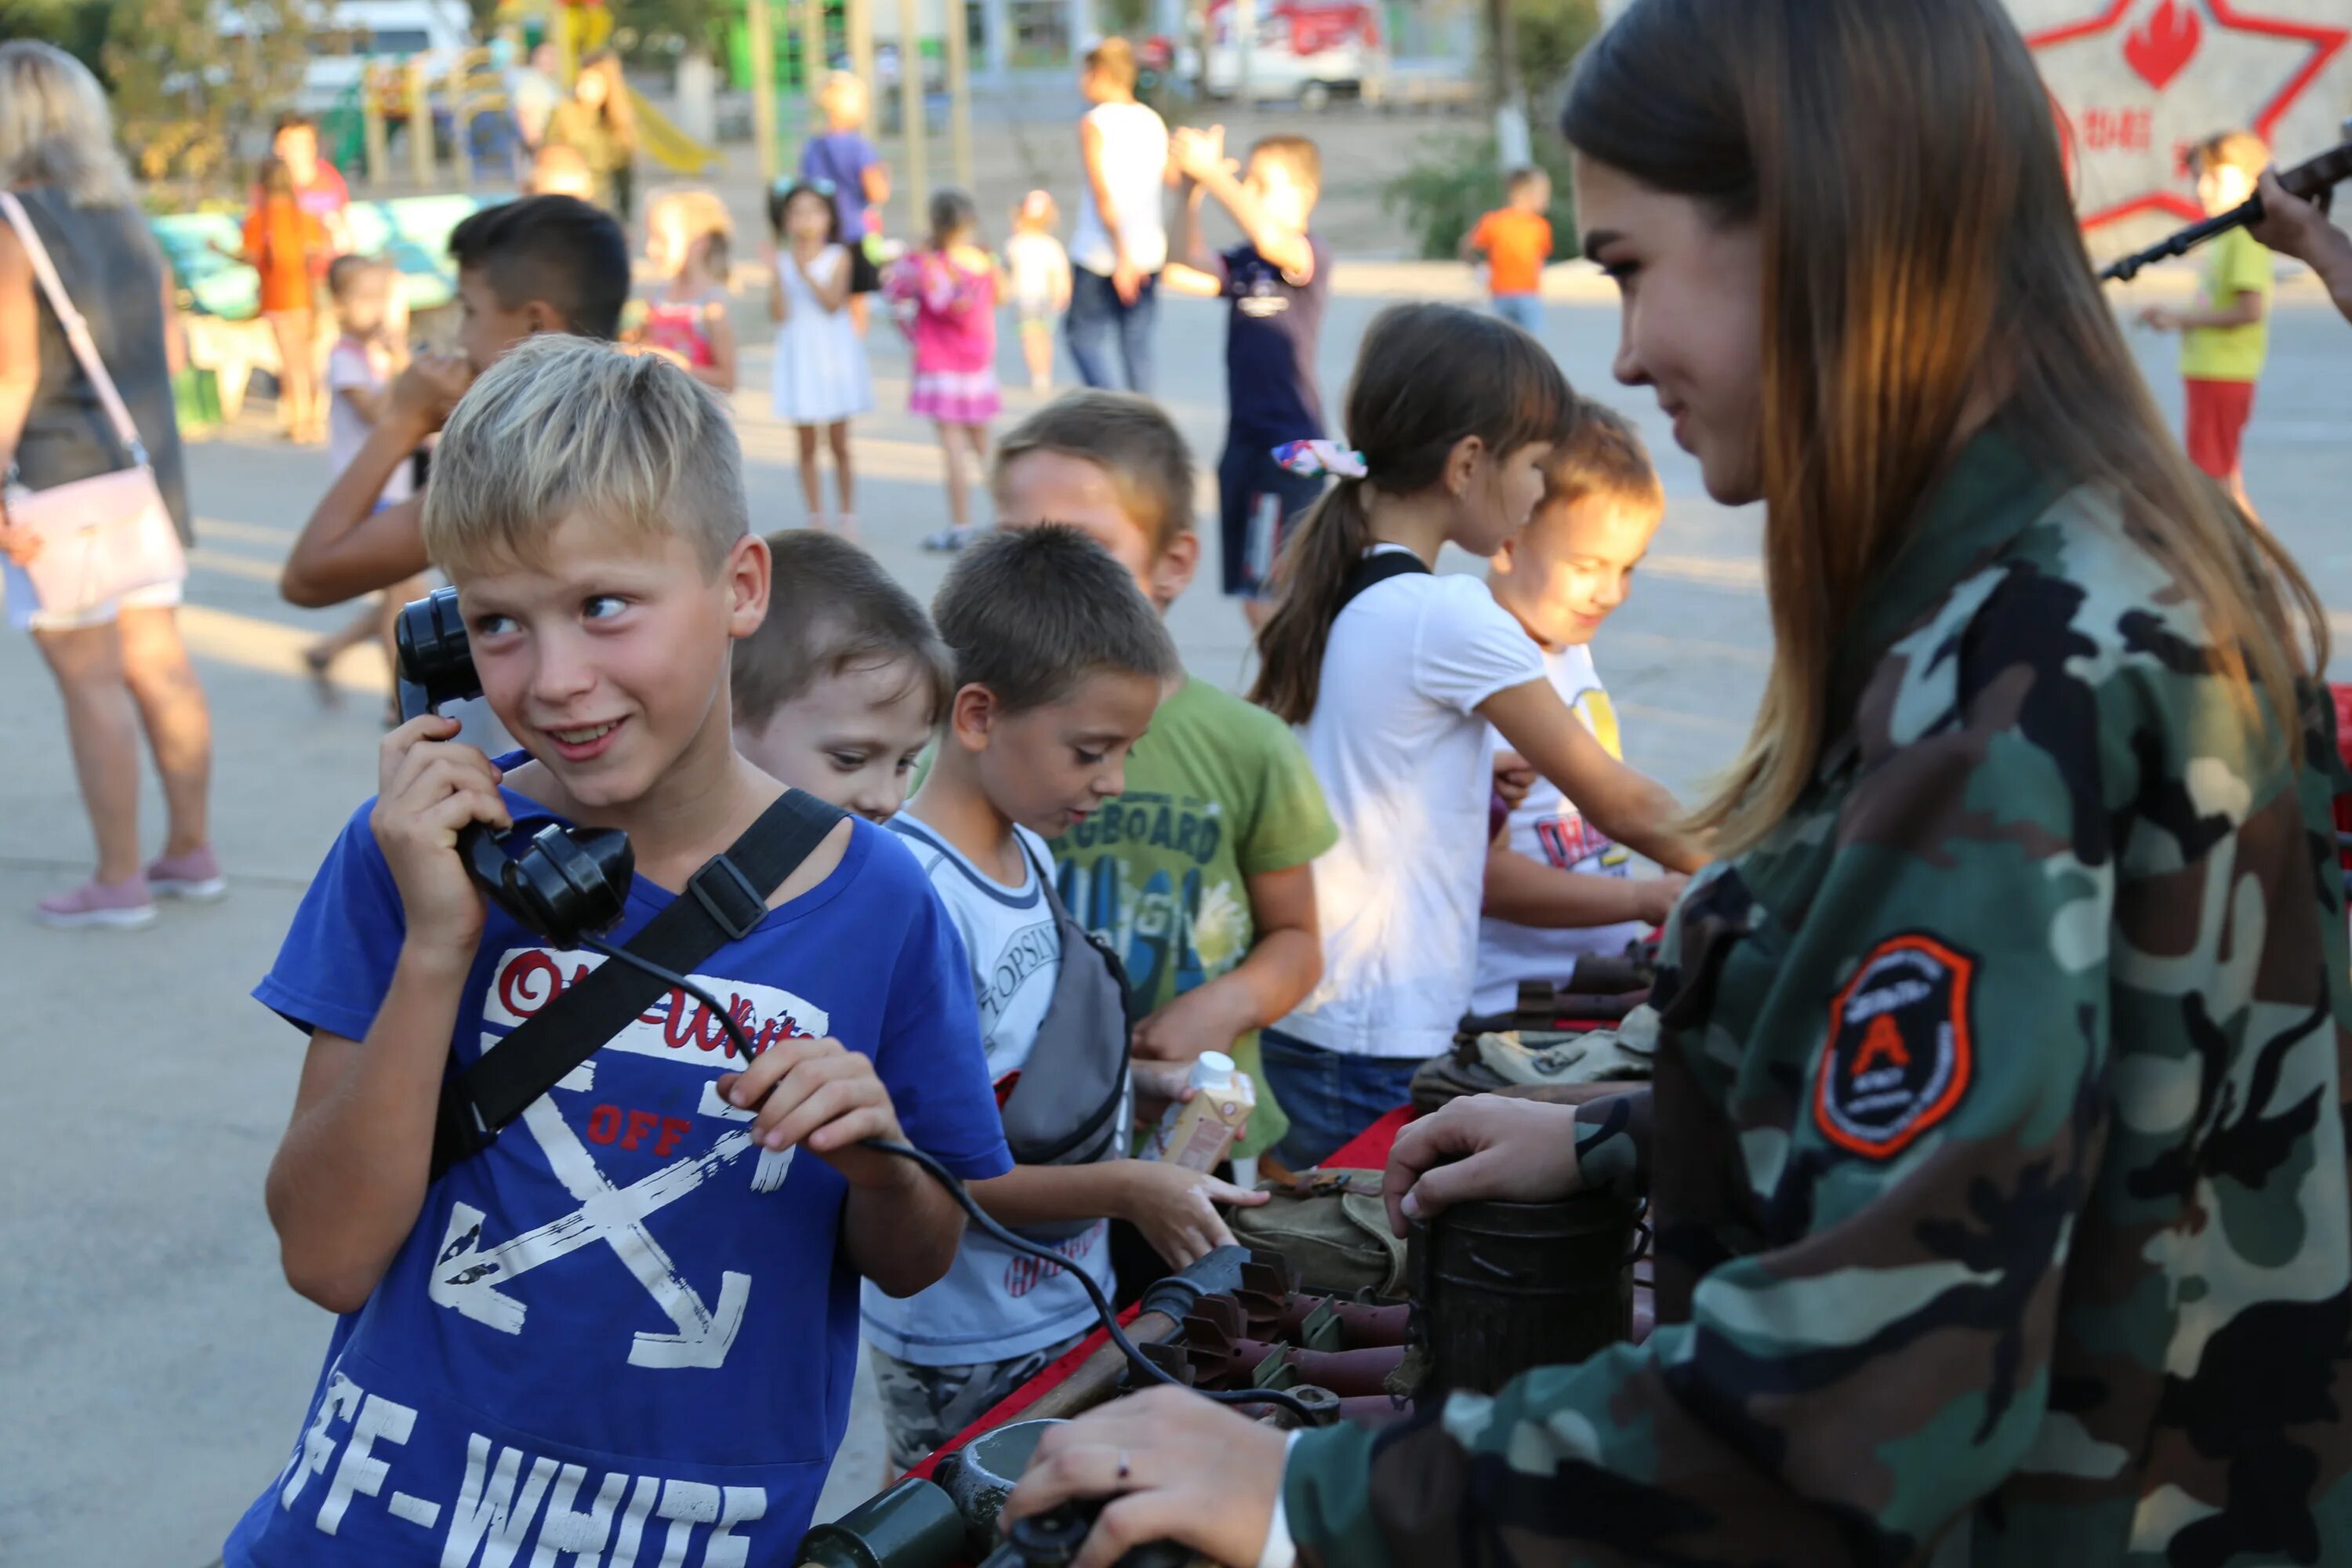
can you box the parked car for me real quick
[1178,0,1384,110]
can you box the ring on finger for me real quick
[1116,1449,1132,1484]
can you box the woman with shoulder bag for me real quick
[0,41,220,928]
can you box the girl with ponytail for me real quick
[1247,302,1703,1167]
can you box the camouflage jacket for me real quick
[1284,430,2352,1566]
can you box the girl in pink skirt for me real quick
[888,189,1003,550]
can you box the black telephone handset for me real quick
[394,586,635,948]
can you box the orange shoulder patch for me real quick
[1813,934,1975,1160]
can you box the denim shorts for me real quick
[1257,1027,1424,1169]
[1494,292,1544,335]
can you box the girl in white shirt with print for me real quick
[1249,302,1708,1167]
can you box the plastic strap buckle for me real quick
[688,854,767,942]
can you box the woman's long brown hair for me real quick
[1250,302,1567,724]
[582,50,639,148]
[1563,0,2326,855]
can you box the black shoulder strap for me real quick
[1337,548,1431,612]
[430,789,848,1179]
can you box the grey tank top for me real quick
[13,185,191,543]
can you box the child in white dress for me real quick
[768,179,873,532]
[1005,189,1072,392]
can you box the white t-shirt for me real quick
[1472,642,1649,1014]
[864,815,1117,1367]
[326,337,413,509]
[1006,230,1073,314]
[1069,100,1170,277]
[1279,557,1548,1059]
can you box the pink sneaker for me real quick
[147,845,227,902]
[36,874,157,929]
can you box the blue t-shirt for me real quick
[224,783,1010,1566]
[1223,234,1328,442]
[800,132,880,237]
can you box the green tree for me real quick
[1509,0,1599,112]
[615,0,724,56]
[1382,129,1577,260]
[103,0,325,198]
[0,0,111,77]
[1098,0,1152,38]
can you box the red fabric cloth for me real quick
[1324,1104,1416,1172]
[2183,376,2256,478]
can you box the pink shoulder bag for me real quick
[0,189,186,623]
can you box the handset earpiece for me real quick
[394,585,481,724]
[394,586,634,946]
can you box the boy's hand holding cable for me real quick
[718,1040,966,1296]
[717,1036,911,1185]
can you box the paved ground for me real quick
[5,265,2352,1565]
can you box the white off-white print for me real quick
[426,949,830,1370]
[271,1356,773,1561]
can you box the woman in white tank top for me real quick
[1064,39,1169,394]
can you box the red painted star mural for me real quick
[2022,0,2349,233]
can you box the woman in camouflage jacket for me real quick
[1005,2,2352,1565]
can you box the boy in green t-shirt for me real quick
[993,391,1338,1162]
[2139,129,2274,515]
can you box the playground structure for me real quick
[307,0,968,200]
[323,42,724,193]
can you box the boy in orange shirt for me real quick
[1463,167,1554,335]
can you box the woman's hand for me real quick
[1382,1093,1587,1237]
[2136,304,2180,332]
[0,516,40,565]
[1112,1160,1269,1269]
[2248,167,2352,322]
[1005,1385,1291,1568]
[2246,165,2343,270]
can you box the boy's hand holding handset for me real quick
[376,706,916,1196]
[370,713,510,957]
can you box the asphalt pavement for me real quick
[5,266,2350,1566]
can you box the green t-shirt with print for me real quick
[2180,225,2273,383]
[1051,676,1338,1157]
